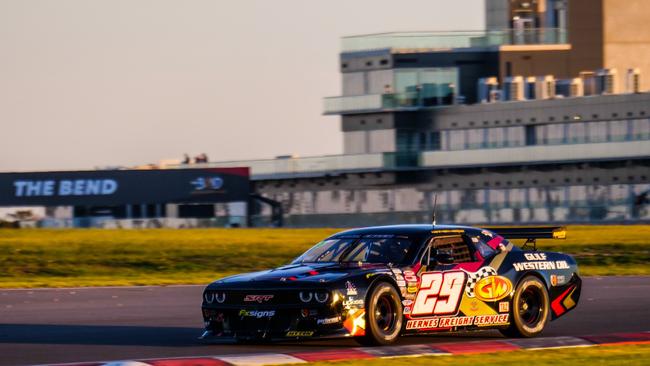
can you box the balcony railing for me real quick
[341,28,568,53]
[324,92,456,114]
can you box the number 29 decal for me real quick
[411,271,467,317]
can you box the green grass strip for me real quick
[0,225,648,288]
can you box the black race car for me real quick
[200,224,581,345]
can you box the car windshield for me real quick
[292,238,356,263]
[292,237,414,265]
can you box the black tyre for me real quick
[500,276,550,338]
[356,282,403,346]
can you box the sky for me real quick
[0,0,484,172]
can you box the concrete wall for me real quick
[566,0,604,75]
[603,0,650,92]
[498,47,572,80]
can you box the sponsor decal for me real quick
[405,314,510,330]
[465,267,498,298]
[243,294,274,303]
[513,261,569,271]
[403,306,411,314]
[238,310,276,318]
[343,308,366,336]
[317,316,342,325]
[402,299,414,306]
[345,281,358,296]
[406,317,439,330]
[524,253,547,261]
[190,176,224,191]
[411,271,466,317]
[474,276,513,302]
[343,298,364,308]
[551,274,567,286]
[499,301,510,313]
[481,230,493,237]
[474,314,509,326]
[286,331,314,337]
[13,179,118,197]
[459,292,499,317]
[469,299,480,312]
[397,280,407,287]
[431,229,465,234]
[407,286,418,293]
[403,293,416,300]
[403,270,418,282]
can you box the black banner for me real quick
[0,167,250,206]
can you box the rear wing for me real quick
[483,226,567,250]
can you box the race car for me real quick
[200,224,581,345]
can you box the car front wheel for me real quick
[356,282,403,346]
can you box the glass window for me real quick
[610,185,629,204]
[471,234,496,259]
[429,131,441,150]
[448,190,461,207]
[588,121,608,143]
[293,238,356,263]
[460,189,482,209]
[609,120,629,142]
[547,124,565,144]
[448,130,466,150]
[394,68,458,107]
[568,186,587,205]
[507,126,525,147]
[487,127,506,148]
[566,122,587,143]
[395,70,419,106]
[342,238,414,264]
[535,125,547,144]
[631,118,650,140]
[489,189,507,208]
[509,188,527,208]
[467,129,485,149]
[430,235,474,263]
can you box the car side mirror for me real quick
[428,249,454,266]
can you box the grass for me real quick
[0,225,648,288]
[296,344,650,366]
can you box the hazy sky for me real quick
[0,0,484,172]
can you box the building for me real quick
[227,0,650,227]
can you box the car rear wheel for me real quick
[500,275,550,338]
[356,282,402,346]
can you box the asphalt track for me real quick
[0,276,649,366]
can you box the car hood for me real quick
[207,262,388,289]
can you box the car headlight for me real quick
[215,292,226,303]
[299,291,313,303]
[315,291,329,303]
[204,291,226,304]
[204,291,215,304]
